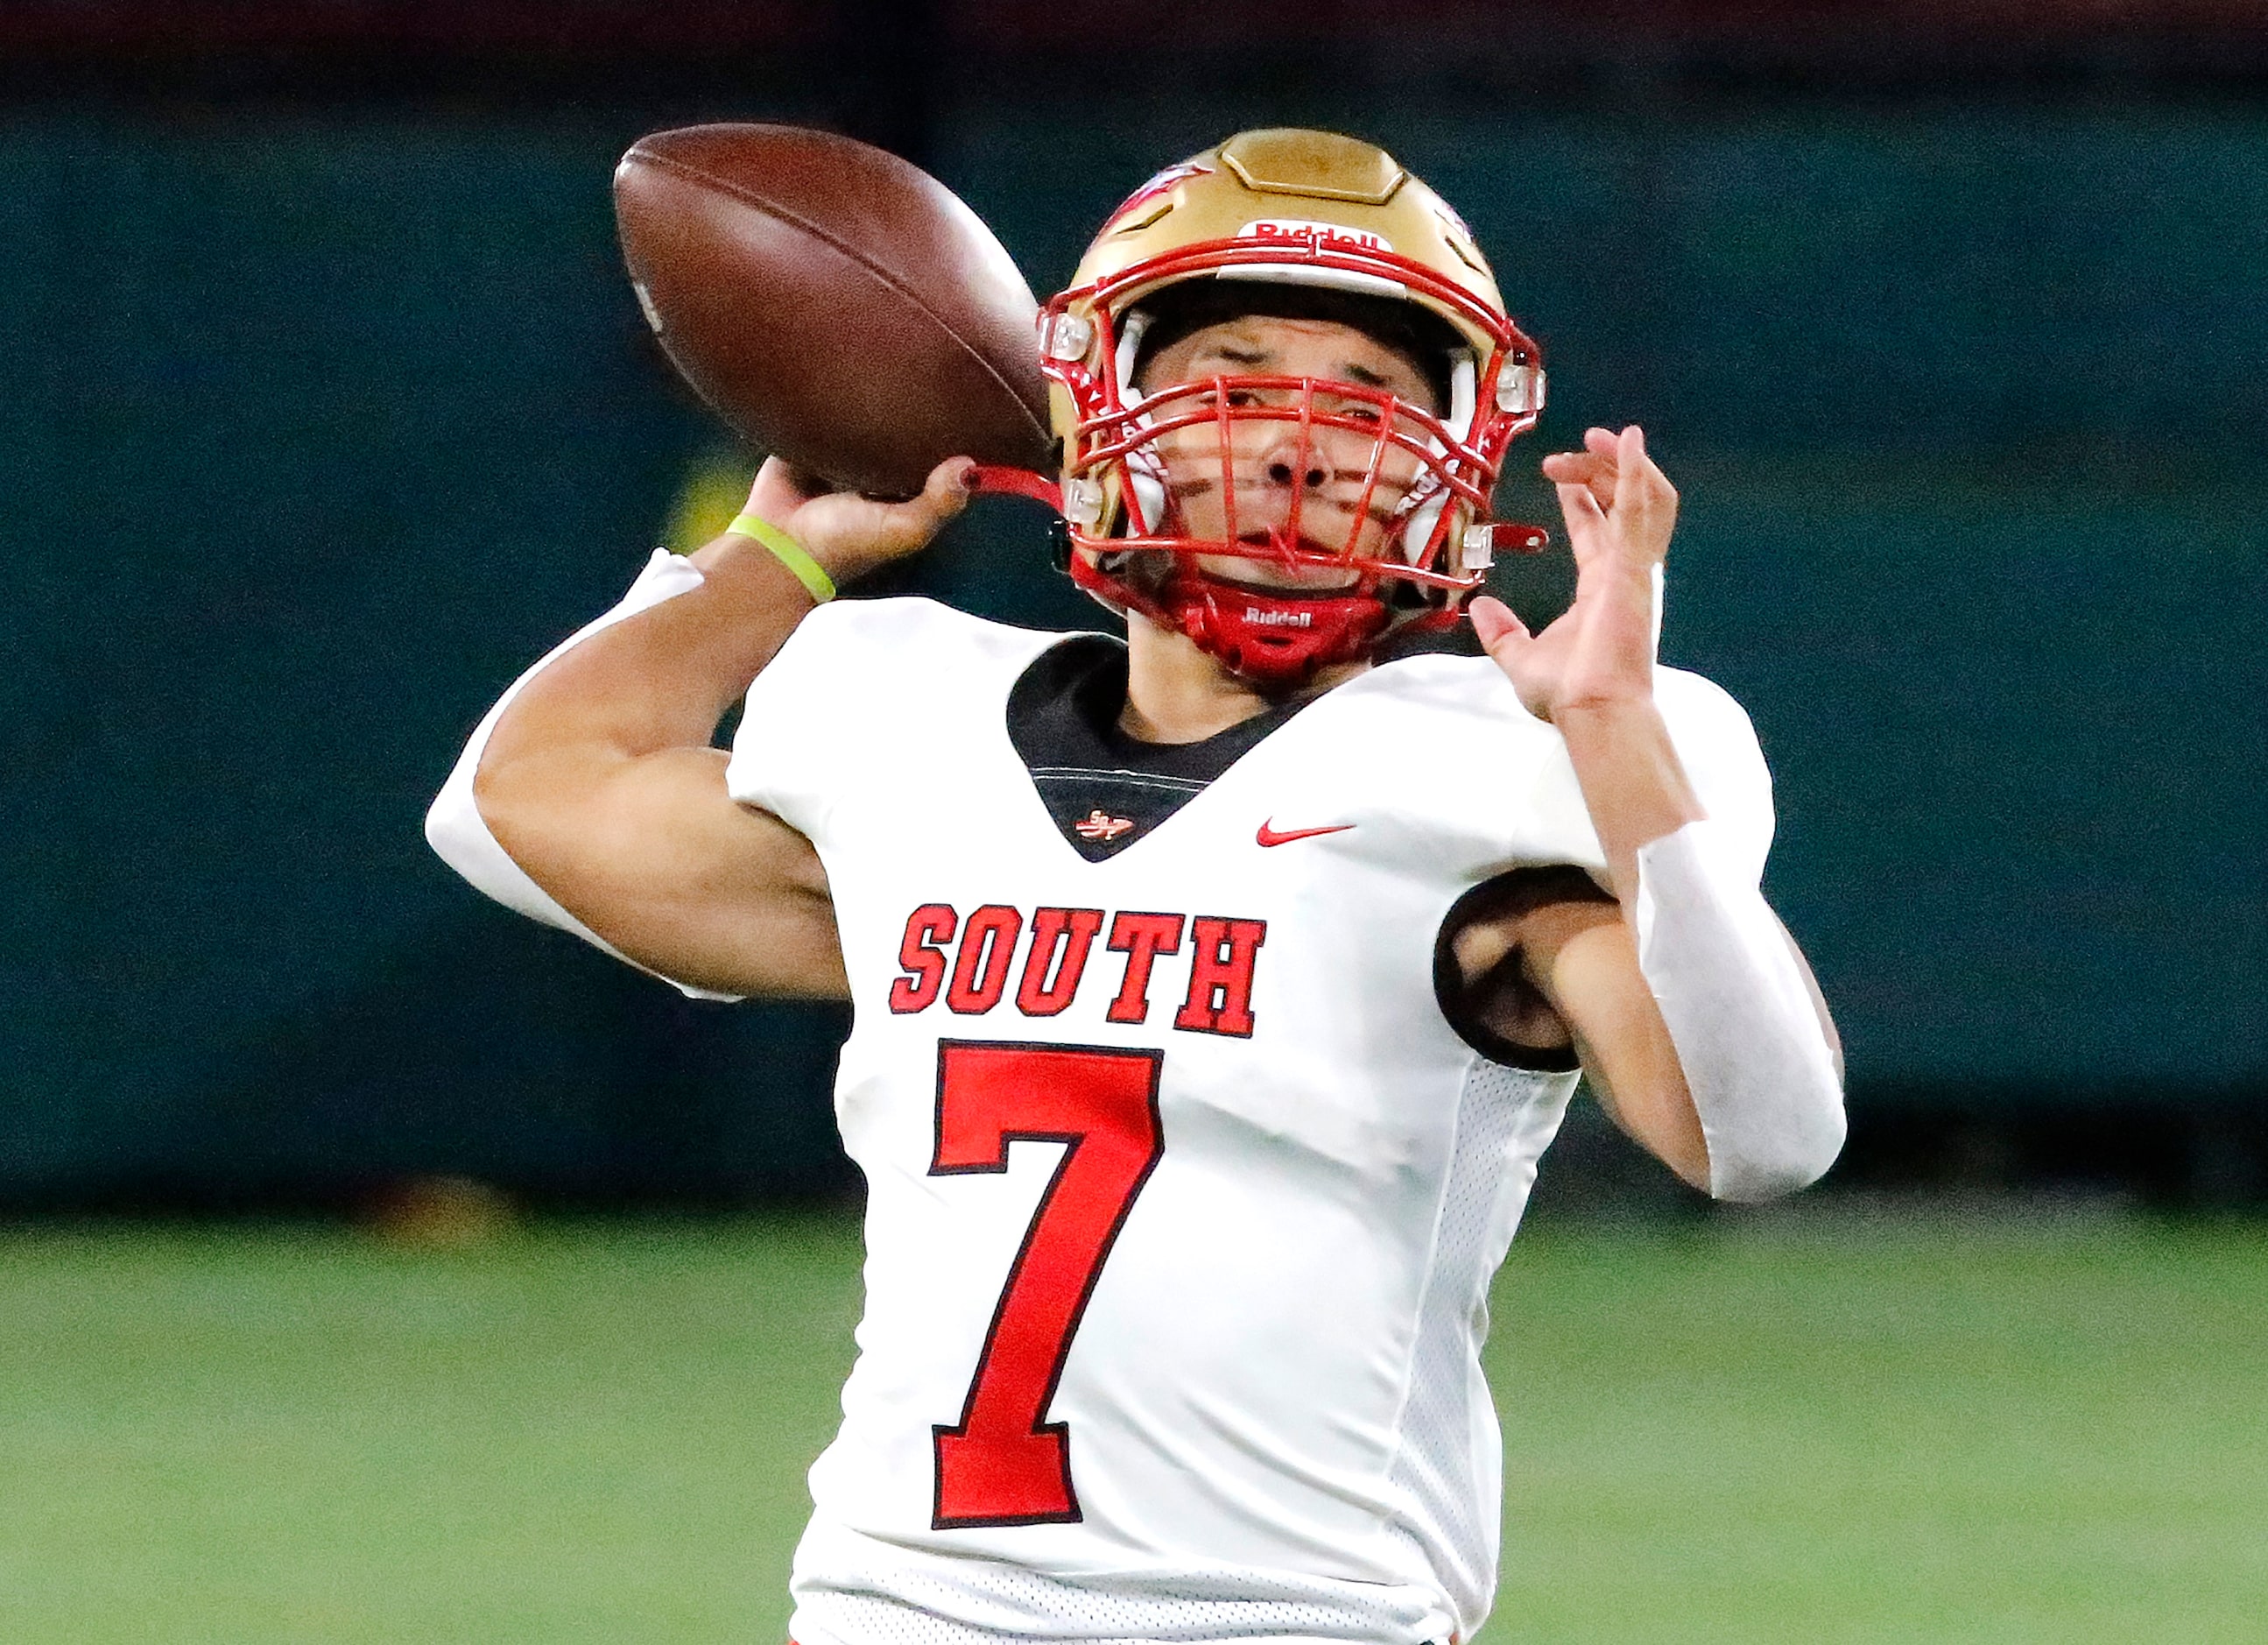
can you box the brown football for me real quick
[614,124,1054,498]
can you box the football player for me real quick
[430,130,1843,1645]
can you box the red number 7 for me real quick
[929,1040,1166,1529]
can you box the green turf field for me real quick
[1,1210,2261,1642]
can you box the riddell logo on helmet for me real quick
[1237,219,1393,255]
[1243,607,1313,627]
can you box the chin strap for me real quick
[1166,576,1390,686]
[1063,538,1418,687]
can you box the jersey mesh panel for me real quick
[798,1563,1433,1645]
[1384,1060,1565,1627]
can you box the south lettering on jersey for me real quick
[889,902,1265,1036]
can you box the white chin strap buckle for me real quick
[1496,360,1546,415]
[1063,477,1106,528]
[1460,522,1548,570]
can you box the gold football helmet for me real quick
[1035,129,1546,682]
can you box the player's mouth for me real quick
[1207,531,1363,592]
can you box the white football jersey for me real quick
[729,598,1772,1645]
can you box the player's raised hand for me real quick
[1470,424,1676,723]
[741,454,977,585]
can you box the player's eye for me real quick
[1318,392,1385,426]
[1189,385,1269,415]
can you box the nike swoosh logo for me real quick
[1256,819,1356,848]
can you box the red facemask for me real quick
[1062,371,1477,686]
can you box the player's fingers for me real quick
[1556,478,1607,520]
[1610,425,1677,549]
[1582,429,1623,512]
[872,456,977,547]
[915,455,979,514]
[1542,451,1616,518]
[1554,481,1608,560]
[1467,594,1531,656]
[744,455,823,521]
[1610,426,1643,519]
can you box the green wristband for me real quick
[726,512,836,604]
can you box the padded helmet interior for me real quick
[1124,280,1462,415]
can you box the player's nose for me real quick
[1257,427,1328,491]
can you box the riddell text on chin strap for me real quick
[1172,578,1389,686]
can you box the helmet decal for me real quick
[1101,162,1212,234]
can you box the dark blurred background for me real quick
[1,0,2261,1214]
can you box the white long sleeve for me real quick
[1633,820,1845,1201]
[424,549,741,1002]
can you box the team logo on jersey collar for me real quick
[1074,809,1137,843]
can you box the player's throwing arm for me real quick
[426,455,975,1002]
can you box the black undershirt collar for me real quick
[1004,635,1318,862]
